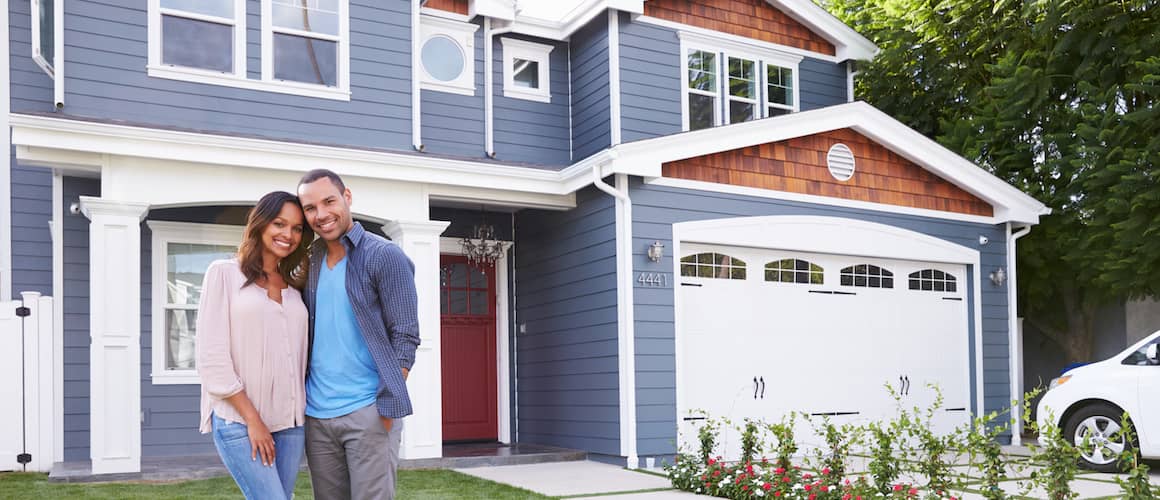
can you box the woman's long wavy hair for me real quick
[237,191,313,289]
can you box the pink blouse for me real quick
[196,259,309,434]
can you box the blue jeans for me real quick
[212,413,304,500]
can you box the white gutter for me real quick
[411,0,423,151]
[607,10,621,146]
[1,0,11,301]
[485,18,516,157]
[846,62,857,103]
[1007,223,1031,445]
[591,165,639,469]
[53,0,64,108]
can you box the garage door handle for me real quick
[759,377,765,399]
[681,283,703,287]
[683,416,707,421]
[903,375,910,395]
[945,408,966,412]
[753,377,759,399]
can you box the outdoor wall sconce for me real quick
[647,241,665,262]
[989,267,1007,287]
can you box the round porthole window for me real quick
[826,143,856,181]
[421,35,465,82]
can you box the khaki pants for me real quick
[305,405,403,500]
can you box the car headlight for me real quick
[1048,375,1071,390]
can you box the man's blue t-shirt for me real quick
[305,257,380,418]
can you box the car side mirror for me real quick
[1148,344,1159,365]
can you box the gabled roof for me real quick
[469,0,877,61]
[605,101,1050,225]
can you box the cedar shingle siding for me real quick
[644,0,836,56]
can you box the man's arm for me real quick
[377,244,421,374]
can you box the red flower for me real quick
[820,485,829,492]
[747,464,755,474]
[708,458,716,466]
[794,466,801,470]
[822,467,831,475]
[908,488,918,496]
[803,473,813,480]
[775,467,786,475]
[762,457,769,464]
[809,494,817,500]
[893,484,904,492]
[743,485,749,492]
[804,484,812,491]
[774,492,782,498]
[714,470,721,477]
[782,476,791,483]
[843,495,851,500]
[845,479,851,486]
[763,483,773,491]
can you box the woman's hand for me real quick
[246,417,276,466]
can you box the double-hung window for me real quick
[150,0,246,76]
[680,33,802,131]
[265,0,345,88]
[148,221,243,384]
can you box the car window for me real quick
[1122,339,1160,366]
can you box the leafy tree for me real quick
[826,0,1160,362]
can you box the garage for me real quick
[673,217,976,460]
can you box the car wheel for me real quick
[1063,403,1132,473]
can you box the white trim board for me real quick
[438,237,514,444]
[1,1,11,301]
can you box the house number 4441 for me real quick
[636,272,668,288]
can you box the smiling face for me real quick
[261,201,306,259]
[298,177,354,242]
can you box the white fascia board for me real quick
[491,0,642,40]
[9,113,573,196]
[608,102,1048,225]
[766,0,878,61]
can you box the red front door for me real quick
[439,255,498,442]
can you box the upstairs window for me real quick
[840,264,893,288]
[265,0,345,87]
[681,253,747,280]
[154,0,244,74]
[30,0,58,77]
[680,33,802,131]
[765,259,823,284]
[419,16,478,96]
[502,38,553,103]
[908,269,957,292]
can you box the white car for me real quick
[1036,329,1160,472]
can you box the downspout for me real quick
[591,164,639,469]
[53,0,64,109]
[485,18,515,158]
[1007,223,1031,446]
[411,0,423,151]
[607,10,622,146]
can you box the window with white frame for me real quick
[147,0,351,100]
[265,0,345,87]
[680,33,802,131]
[148,221,243,384]
[419,16,478,95]
[501,38,553,103]
[30,0,58,77]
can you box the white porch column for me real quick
[79,197,149,474]
[383,219,449,460]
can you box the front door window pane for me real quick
[161,16,234,72]
[274,33,337,85]
[272,0,339,35]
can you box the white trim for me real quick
[672,215,981,438]
[146,221,244,385]
[148,0,247,81]
[1007,223,1031,445]
[420,6,471,22]
[847,62,856,103]
[484,17,494,155]
[146,66,353,101]
[52,0,63,107]
[646,178,1000,226]
[679,33,802,131]
[0,0,10,302]
[438,237,514,444]
[765,0,878,61]
[640,15,838,64]
[485,0,644,41]
[260,0,351,96]
[679,30,805,69]
[418,15,479,96]
[608,10,622,145]
[51,172,64,462]
[412,0,422,149]
[500,38,553,103]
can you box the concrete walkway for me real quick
[455,460,695,498]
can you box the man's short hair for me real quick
[298,168,347,192]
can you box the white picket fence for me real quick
[0,292,56,472]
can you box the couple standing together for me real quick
[196,169,417,500]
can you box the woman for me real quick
[197,191,313,500]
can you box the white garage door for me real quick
[677,243,971,460]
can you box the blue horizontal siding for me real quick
[629,178,1011,455]
[421,19,485,159]
[799,58,848,110]
[62,176,100,461]
[515,186,619,455]
[10,161,53,298]
[8,0,55,113]
[493,35,571,165]
[570,16,611,160]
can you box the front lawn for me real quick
[0,469,549,499]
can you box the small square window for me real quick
[502,38,553,103]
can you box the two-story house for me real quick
[2,0,1049,476]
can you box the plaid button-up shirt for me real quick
[306,222,421,419]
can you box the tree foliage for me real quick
[826,0,1160,362]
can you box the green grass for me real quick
[0,469,550,500]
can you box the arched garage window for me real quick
[840,264,893,288]
[764,258,823,284]
[909,269,957,292]
[680,253,747,280]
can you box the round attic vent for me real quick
[826,143,856,181]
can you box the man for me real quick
[297,169,419,500]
